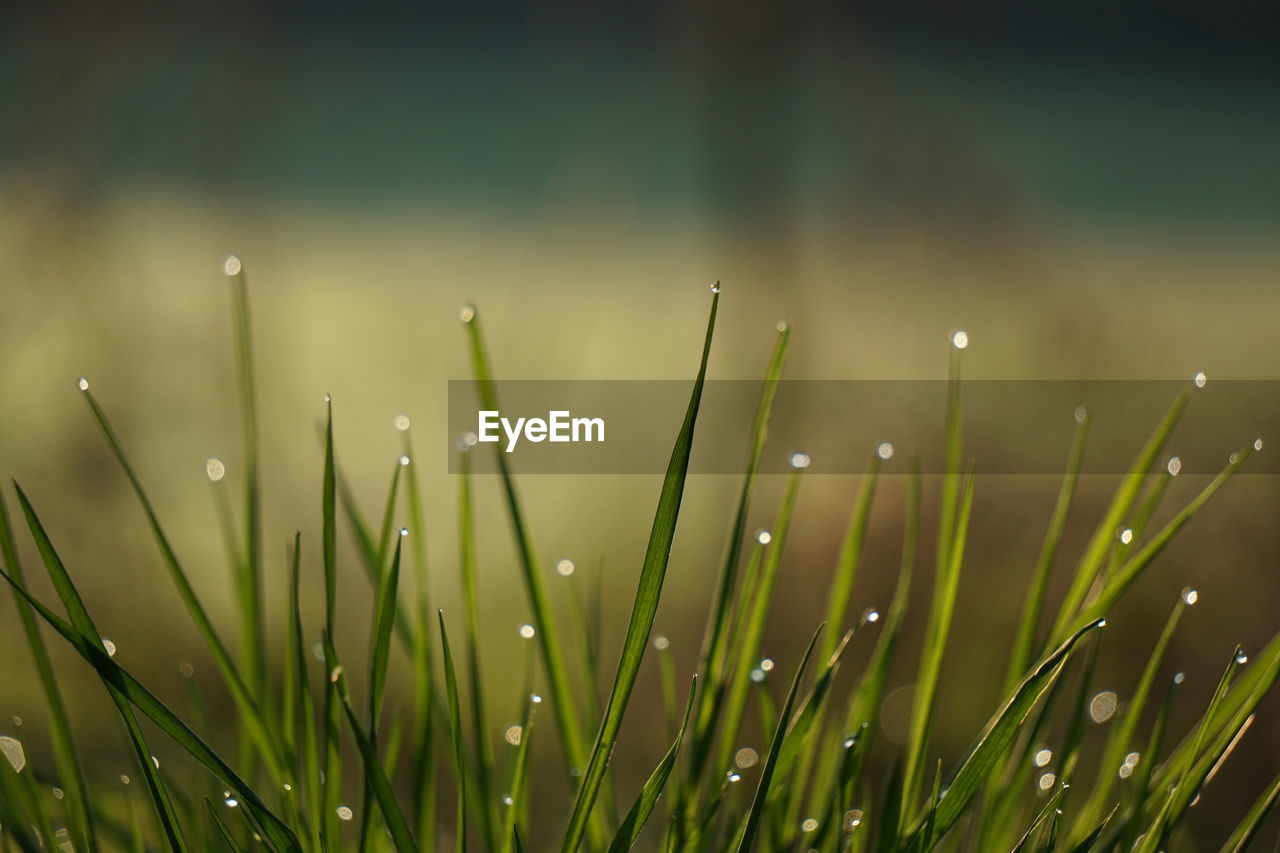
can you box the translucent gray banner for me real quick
[446,380,1274,474]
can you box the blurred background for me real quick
[2,1,1278,847]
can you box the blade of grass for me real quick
[77,389,288,784]
[560,287,720,852]
[359,535,404,851]
[904,618,1106,848]
[1047,386,1191,644]
[822,450,882,659]
[1010,785,1068,853]
[205,799,247,853]
[733,625,823,853]
[1005,410,1090,691]
[438,611,468,853]
[324,638,417,853]
[320,395,343,850]
[0,492,95,852]
[901,471,975,818]
[286,533,323,852]
[1220,770,1280,853]
[501,693,538,853]
[609,677,698,852]
[463,306,591,791]
[11,484,190,852]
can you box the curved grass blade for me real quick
[904,618,1106,847]
[1047,386,1190,644]
[463,306,591,790]
[11,484,190,853]
[734,625,823,853]
[324,638,417,853]
[901,471,975,817]
[561,288,720,852]
[77,390,287,783]
[689,323,790,783]
[609,677,698,852]
[0,493,95,852]
[0,566,299,852]
[1220,770,1280,853]
[205,799,246,853]
[1006,411,1090,691]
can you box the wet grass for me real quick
[1,262,1279,851]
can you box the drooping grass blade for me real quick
[0,492,95,852]
[0,565,300,852]
[560,287,720,852]
[10,484,190,853]
[733,624,822,853]
[77,389,287,784]
[902,618,1106,848]
[608,677,697,852]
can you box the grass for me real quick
[1,264,1279,851]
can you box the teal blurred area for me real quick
[1,5,1279,846]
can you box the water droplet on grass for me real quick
[789,452,811,469]
[844,810,863,830]
[862,608,880,624]
[1181,587,1199,606]
[206,458,226,481]
[223,255,242,276]
[556,559,575,576]
[749,668,765,683]
[950,329,969,349]
[801,818,819,832]
[502,794,514,805]
[776,321,788,333]
[399,527,409,537]
[1254,438,1264,451]
[759,658,774,672]
[755,529,772,545]
[877,442,895,460]
[329,666,343,683]
[336,806,353,821]
[101,638,117,658]
[1037,772,1056,791]
[399,455,410,466]
[1173,671,1185,685]
[504,725,523,746]
[1089,691,1118,723]
[459,305,476,323]
[1118,528,1133,545]
[518,623,536,639]
[0,736,25,773]
[653,635,670,651]
[1194,371,1207,388]
[710,281,721,293]
[1074,405,1088,424]
[1034,748,1053,767]
[77,377,89,391]
[1167,456,1182,476]
[734,748,759,768]
[223,792,238,807]
[52,787,64,800]
[394,414,411,431]
[1236,650,1249,665]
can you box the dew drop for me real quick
[1074,405,1088,425]
[759,658,775,672]
[1089,691,1118,723]
[393,414,411,431]
[755,529,772,545]
[842,734,858,749]
[151,755,160,769]
[876,442,895,460]
[459,305,476,323]
[789,452,811,469]
[223,792,239,808]
[504,725,523,746]
[1117,528,1133,545]
[844,809,863,831]
[283,783,293,792]
[734,747,759,769]
[802,818,819,832]
[951,329,969,350]
[462,432,478,448]
[531,693,542,704]
[1174,671,1186,685]
[502,794,514,805]
[399,527,409,538]
[518,623,536,639]
[710,281,721,293]
[312,642,325,662]
[206,458,226,482]
[323,393,332,404]
[556,559,576,577]
[1194,371,1207,388]
[1037,772,1057,791]
[223,255,242,276]
[1254,438,1264,451]
[653,635,670,651]
[727,771,741,783]
[1118,763,1133,780]
[0,736,25,773]
[329,666,344,683]
[399,455,410,467]
[1235,650,1249,665]
[749,668,766,683]
[77,377,89,391]
[336,805,353,821]
[120,775,130,785]
[52,787,64,800]
[102,638,117,658]
[1181,587,1199,606]
[1124,751,1141,768]
[1033,748,1053,768]
[11,716,20,727]
[1166,456,1182,476]
[776,321,789,333]
[1230,451,1240,465]
[862,608,880,624]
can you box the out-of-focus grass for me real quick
[1,266,1278,850]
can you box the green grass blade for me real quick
[11,484,190,853]
[560,287,720,852]
[77,389,288,783]
[714,465,805,776]
[901,471,975,817]
[906,618,1106,847]
[1005,410,1090,691]
[501,693,539,853]
[0,492,95,852]
[463,306,591,789]
[438,611,468,853]
[458,447,499,849]
[205,798,247,853]
[1070,442,1256,634]
[1067,805,1117,853]
[1071,595,1185,842]
[286,533,323,852]
[1220,770,1280,853]
[609,677,698,852]
[1010,785,1068,853]
[227,259,265,707]
[1047,386,1190,644]
[0,565,299,852]
[0,753,50,853]
[775,629,855,813]
[320,395,343,849]
[690,322,790,775]
[324,638,418,853]
[822,449,881,660]
[733,624,823,853]
[359,534,403,850]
